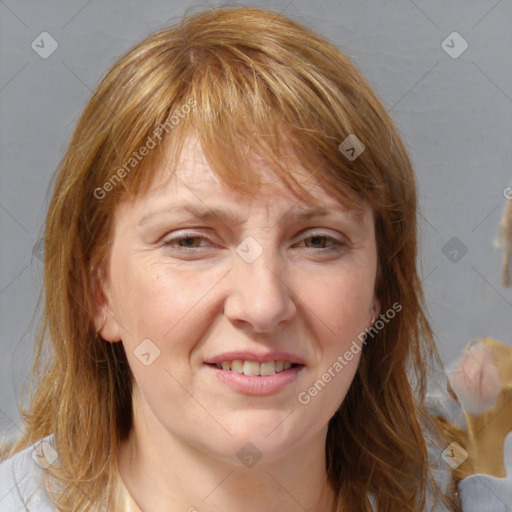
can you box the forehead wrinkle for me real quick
[137,197,367,231]
[141,135,367,228]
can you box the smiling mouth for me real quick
[207,360,303,376]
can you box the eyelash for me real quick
[162,231,346,253]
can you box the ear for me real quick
[91,265,122,343]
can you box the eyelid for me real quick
[295,231,347,250]
[161,230,215,248]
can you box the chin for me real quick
[193,423,306,467]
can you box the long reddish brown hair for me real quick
[2,7,460,511]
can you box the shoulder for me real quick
[0,435,58,511]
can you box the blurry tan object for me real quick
[448,338,512,478]
[503,198,512,287]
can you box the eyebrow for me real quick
[138,204,363,227]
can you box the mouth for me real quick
[206,360,304,376]
[204,359,306,395]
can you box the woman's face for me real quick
[97,135,379,465]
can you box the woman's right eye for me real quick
[162,232,213,250]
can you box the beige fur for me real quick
[448,338,512,477]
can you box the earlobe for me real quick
[91,266,122,343]
[96,308,123,343]
[94,310,107,334]
[371,296,381,325]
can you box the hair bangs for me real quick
[115,45,368,214]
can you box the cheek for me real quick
[111,258,222,349]
[305,263,376,345]
[113,265,204,394]
[108,256,170,342]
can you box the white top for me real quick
[0,436,139,512]
[1,432,511,512]
[0,437,56,511]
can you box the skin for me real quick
[94,135,380,512]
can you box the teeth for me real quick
[213,359,298,376]
[260,361,276,376]
[243,360,260,376]
[231,360,243,373]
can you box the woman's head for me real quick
[9,6,454,511]
[95,130,379,467]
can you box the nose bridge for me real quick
[224,233,296,331]
[237,236,281,288]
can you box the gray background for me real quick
[1,0,511,438]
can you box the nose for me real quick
[223,245,297,333]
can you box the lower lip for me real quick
[205,364,305,395]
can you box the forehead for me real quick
[142,134,359,213]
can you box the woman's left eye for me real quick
[298,234,345,251]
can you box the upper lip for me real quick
[204,351,305,365]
